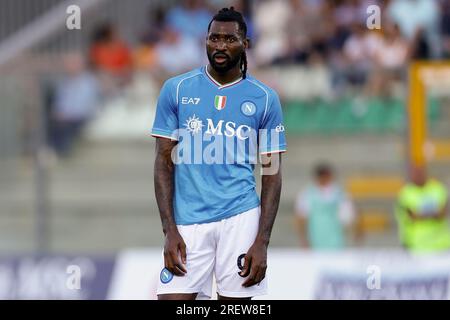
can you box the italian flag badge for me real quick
[214,95,227,110]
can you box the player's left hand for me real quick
[241,241,267,287]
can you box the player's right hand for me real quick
[163,229,187,276]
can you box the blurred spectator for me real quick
[133,6,167,71]
[294,163,356,250]
[332,0,367,31]
[327,0,377,50]
[387,0,441,59]
[280,0,329,64]
[141,6,167,45]
[395,166,450,253]
[50,53,100,157]
[154,26,204,79]
[89,23,133,90]
[166,0,212,42]
[372,23,409,70]
[253,0,291,65]
[333,23,380,91]
[368,22,410,97]
[441,0,450,58]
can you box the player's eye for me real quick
[209,35,218,42]
[227,37,237,43]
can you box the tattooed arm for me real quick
[241,153,282,287]
[154,137,187,276]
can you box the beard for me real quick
[207,50,242,74]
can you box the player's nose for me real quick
[215,40,227,50]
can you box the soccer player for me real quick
[152,7,286,300]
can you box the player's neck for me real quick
[207,64,242,86]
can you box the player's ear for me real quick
[243,37,250,50]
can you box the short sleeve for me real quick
[259,90,287,154]
[338,191,356,226]
[151,80,179,140]
[295,190,310,217]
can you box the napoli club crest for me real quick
[241,101,256,116]
[160,267,173,284]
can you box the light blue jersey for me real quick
[151,66,287,225]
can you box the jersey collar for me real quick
[204,65,244,89]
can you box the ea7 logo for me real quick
[181,97,200,105]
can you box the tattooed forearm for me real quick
[256,153,282,246]
[154,138,178,235]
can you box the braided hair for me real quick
[207,7,248,79]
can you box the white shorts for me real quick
[156,206,267,298]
